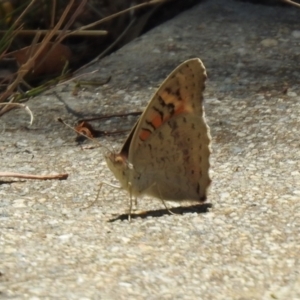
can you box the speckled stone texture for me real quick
[1,0,300,299]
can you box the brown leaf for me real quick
[7,42,72,76]
[75,121,98,139]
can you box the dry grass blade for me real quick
[281,0,300,8]
[0,29,108,37]
[80,17,136,69]
[57,0,88,41]
[13,0,37,25]
[0,0,88,115]
[0,103,33,125]
[75,0,168,73]
[76,0,169,32]
[0,23,22,56]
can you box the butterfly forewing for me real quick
[106,58,211,203]
[128,58,207,161]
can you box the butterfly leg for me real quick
[128,182,133,222]
[160,198,175,215]
[155,183,175,215]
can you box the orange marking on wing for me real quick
[138,101,188,142]
[174,105,186,116]
[152,114,163,128]
[139,129,151,141]
[138,114,162,141]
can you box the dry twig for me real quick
[77,0,168,32]
[0,29,107,37]
[0,172,68,180]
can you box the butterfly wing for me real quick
[105,58,211,200]
[129,113,211,201]
[128,58,211,200]
[128,58,207,161]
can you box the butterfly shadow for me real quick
[108,203,213,222]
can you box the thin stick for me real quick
[55,70,98,86]
[0,172,68,180]
[77,0,167,32]
[78,111,141,123]
[51,0,56,28]
[75,18,136,73]
[0,30,108,36]
[14,0,37,26]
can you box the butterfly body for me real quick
[105,58,211,207]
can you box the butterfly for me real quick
[105,58,211,218]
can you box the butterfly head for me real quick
[105,151,131,189]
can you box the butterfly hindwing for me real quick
[130,113,211,200]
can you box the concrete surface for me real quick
[1,0,300,299]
